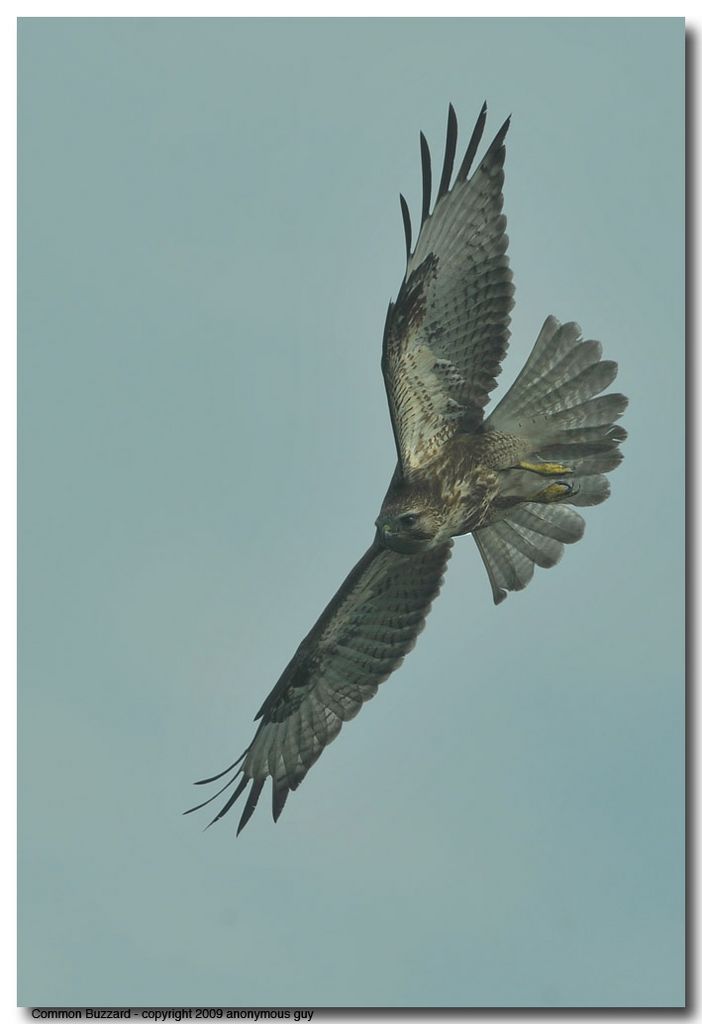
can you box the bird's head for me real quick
[375,497,445,554]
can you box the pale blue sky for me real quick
[19,17,684,1008]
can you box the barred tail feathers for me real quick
[476,316,627,604]
[485,316,628,461]
[474,503,585,605]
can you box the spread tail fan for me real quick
[477,316,627,603]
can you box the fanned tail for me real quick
[475,503,586,604]
[485,316,628,461]
[477,316,627,603]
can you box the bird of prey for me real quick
[187,104,627,834]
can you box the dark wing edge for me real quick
[185,539,453,834]
[382,103,514,474]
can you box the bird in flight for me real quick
[187,104,627,834]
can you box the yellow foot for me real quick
[519,460,573,476]
[534,481,577,503]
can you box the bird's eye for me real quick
[399,513,419,528]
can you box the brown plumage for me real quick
[186,104,627,834]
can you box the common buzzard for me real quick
[187,105,627,834]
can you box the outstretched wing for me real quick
[382,104,515,474]
[186,540,452,833]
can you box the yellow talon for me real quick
[519,460,573,476]
[535,482,574,503]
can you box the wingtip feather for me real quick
[419,131,432,224]
[193,749,247,785]
[237,779,265,835]
[399,192,412,259]
[205,774,250,829]
[438,103,458,200]
[457,102,488,181]
[272,785,290,822]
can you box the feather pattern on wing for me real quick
[186,540,452,833]
[382,104,515,474]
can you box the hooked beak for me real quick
[375,517,395,539]
[375,517,426,555]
